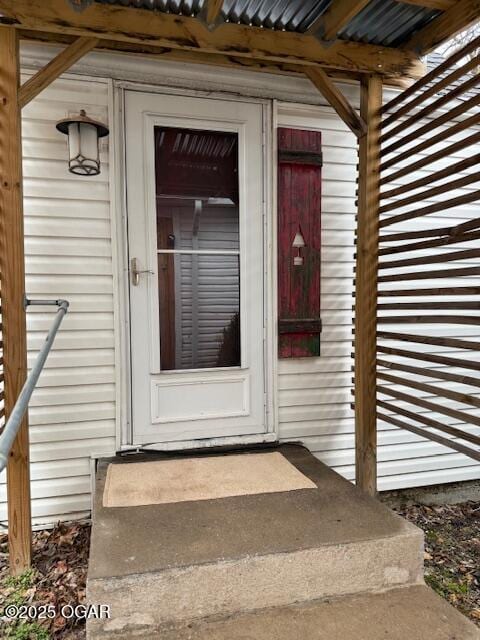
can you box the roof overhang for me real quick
[0,0,423,82]
[1,0,479,84]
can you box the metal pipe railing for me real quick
[0,298,69,473]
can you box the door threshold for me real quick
[120,432,278,456]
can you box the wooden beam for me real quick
[305,68,367,138]
[18,36,98,108]
[0,26,31,575]
[205,0,223,26]
[18,30,365,84]
[404,0,480,54]
[400,0,455,10]
[308,0,371,39]
[0,0,424,80]
[354,74,382,496]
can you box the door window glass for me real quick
[155,126,241,370]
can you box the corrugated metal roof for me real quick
[339,0,439,47]
[221,0,331,32]
[95,0,204,14]
[92,0,442,45]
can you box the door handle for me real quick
[130,258,153,286]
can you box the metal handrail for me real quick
[0,298,69,473]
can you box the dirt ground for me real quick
[396,501,480,627]
[0,501,479,638]
[0,522,90,639]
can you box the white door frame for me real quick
[112,82,277,451]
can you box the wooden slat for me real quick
[404,0,480,54]
[379,248,480,270]
[380,227,453,243]
[380,173,480,215]
[305,67,367,138]
[379,400,480,447]
[383,53,480,129]
[0,0,424,79]
[379,190,480,228]
[380,218,480,243]
[381,112,480,173]
[380,153,480,201]
[377,411,480,462]
[377,344,480,372]
[378,265,480,283]
[0,26,31,574]
[378,386,480,428]
[308,0,371,39]
[378,286,480,297]
[379,229,480,257]
[377,331,480,351]
[382,33,480,114]
[382,68,480,143]
[380,130,480,186]
[354,74,382,496]
[382,91,480,158]
[378,301,480,310]
[378,391,480,440]
[377,358,480,389]
[378,315,480,325]
[18,37,98,108]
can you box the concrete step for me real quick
[87,445,424,638]
[89,586,480,640]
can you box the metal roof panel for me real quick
[93,0,442,44]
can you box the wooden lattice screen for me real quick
[377,36,480,463]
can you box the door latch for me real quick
[130,258,153,286]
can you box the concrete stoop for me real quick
[86,445,476,638]
[88,585,480,640]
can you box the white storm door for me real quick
[125,91,266,445]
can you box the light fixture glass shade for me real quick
[56,110,109,177]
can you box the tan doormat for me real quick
[103,451,317,507]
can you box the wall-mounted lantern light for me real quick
[56,110,109,176]
[292,226,306,266]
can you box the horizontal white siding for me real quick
[1,50,478,527]
[0,73,116,527]
[276,96,480,490]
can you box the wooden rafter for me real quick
[19,36,98,108]
[305,68,367,138]
[0,0,424,80]
[205,0,223,26]
[400,0,455,9]
[308,0,371,39]
[404,0,480,54]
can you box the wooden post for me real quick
[354,74,382,495]
[0,26,31,573]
